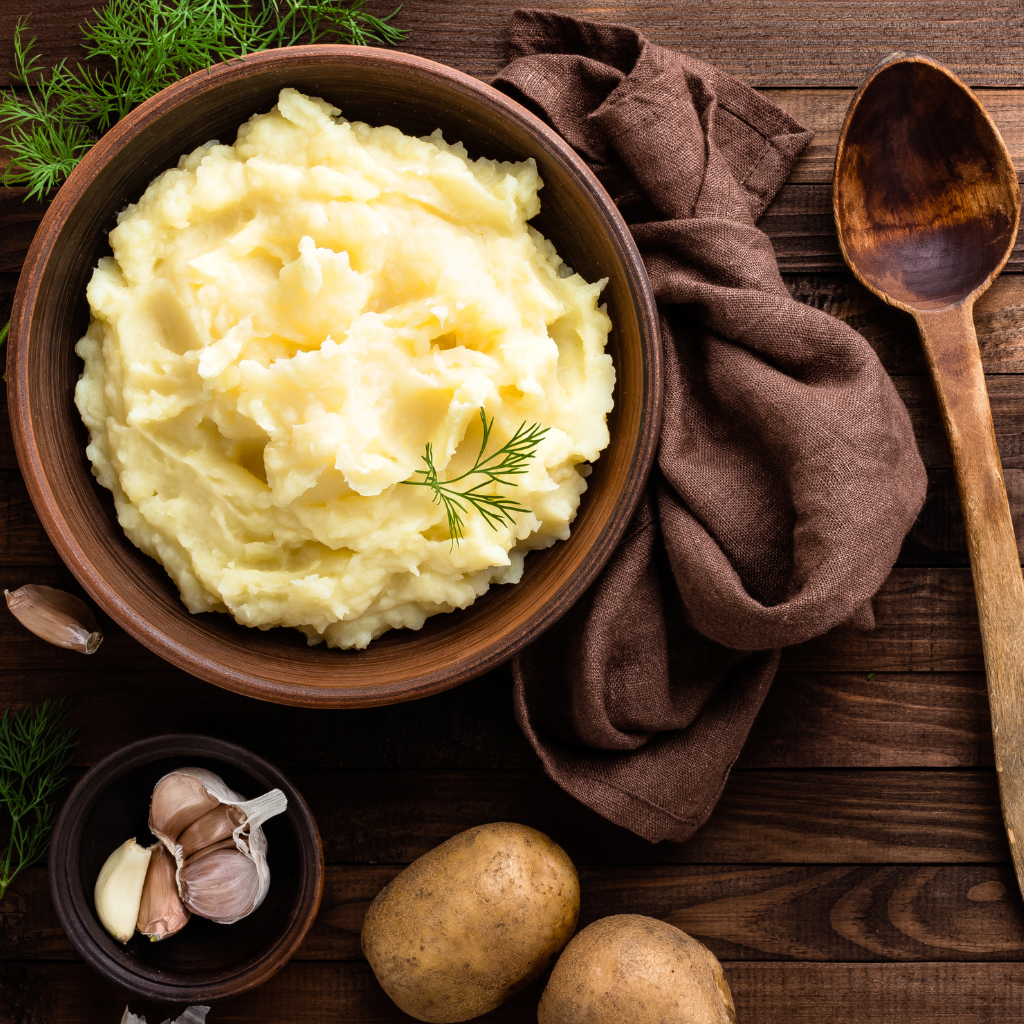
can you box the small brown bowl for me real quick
[9,45,661,707]
[48,734,323,1002]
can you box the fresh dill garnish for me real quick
[0,0,408,201]
[403,408,548,547]
[0,700,77,901]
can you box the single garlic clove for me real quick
[137,843,190,941]
[94,838,152,944]
[179,844,261,925]
[5,584,102,654]
[150,771,221,847]
[178,803,246,859]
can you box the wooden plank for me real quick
[0,190,46,273]
[739,672,992,769]
[782,569,983,673]
[278,768,1008,865]
[0,668,992,772]
[4,960,1024,1024]
[0,665,534,771]
[5,0,1024,87]
[7,766,993,868]
[6,862,1024,963]
[729,962,1024,1024]
[785,273,1024,375]
[590,865,1024,963]
[0,667,994,772]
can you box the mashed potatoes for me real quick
[75,88,614,649]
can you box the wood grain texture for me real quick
[20,764,985,868]
[782,569,984,673]
[6,863,1024,963]
[786,274,1024,376]
[5,960,1024,1024]
[740,672,992,769]
[4,0,1024,87]
[275,768,1009,865]
[0,668,992,772]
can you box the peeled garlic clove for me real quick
[178,803,246,859]
[137,843,190,941]
[5,584,102,654]
[150,771,221,847]
[179,844,261,924]
[95,838,152,944]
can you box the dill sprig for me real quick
[404,409,548,547]
[0,700,77,901]
[0,0,407,201]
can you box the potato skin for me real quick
[361,822,580,1023]
[538,915,737,1024]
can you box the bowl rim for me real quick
[9,44,663,707]
[48,733,324,1001]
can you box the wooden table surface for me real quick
[4,2,1024,1021]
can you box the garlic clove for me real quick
[95,838,152,944]
[137,843,190,941]
[177,803,246,859]
[179,844,261,924]
[5,584,102,654]
[150,771,221,848]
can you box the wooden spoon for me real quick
[834,52,1024,888]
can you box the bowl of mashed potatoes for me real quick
[9,46,661,707]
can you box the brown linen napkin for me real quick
[495,10,928,843]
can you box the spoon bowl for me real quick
[835,53,1019,310]
[835,52,1024,898]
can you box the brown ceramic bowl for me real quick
[48,734,323,1002]
[9,46,661,707]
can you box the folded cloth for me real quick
[495,10,928,843]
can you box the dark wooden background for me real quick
[4,1,1024,1021]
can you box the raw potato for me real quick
[538,915,737,1024]
[361,822,580,1022]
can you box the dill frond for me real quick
[0,1,409,201]
[0,700,78,901]
[403,409,549,547]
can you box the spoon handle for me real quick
[915,302,1024,879]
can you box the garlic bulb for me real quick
[95,838,152,944]
[5,584,102,653]
[149,767,287,925]
[137,843,190,941]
